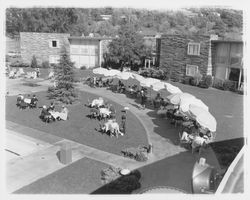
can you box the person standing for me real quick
[140,89,146,110]
[121,107,128,134]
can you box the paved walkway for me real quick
[5,79,220,193]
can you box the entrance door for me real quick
[214,43,230,80]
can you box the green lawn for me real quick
[5,91,148,156]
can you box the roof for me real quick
[68,36,114,41]
[139,29,159,37]
[211,39,243,43]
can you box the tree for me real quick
[106,24,147,70]
[31,55,38,68]
[47,46,78,104]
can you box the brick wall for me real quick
[159,34,210,81]
[20,32,70,64]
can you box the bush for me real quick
[223,80,237,91]
[41,61,50,68]
[139,68,166,80]
[190,72,203,86]
[121,146,148,162]
[31,55,38,68]
[204,75,213,87]
[213,78,224,90]
[10,60,30,68]
[183,76,192,85]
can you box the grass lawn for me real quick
[5,91,148,156]
[14,157,109,194]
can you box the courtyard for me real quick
[4,69,244,194]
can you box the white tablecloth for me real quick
[99,108,111,116]
[91,99,104,107]
[24,98,31,104]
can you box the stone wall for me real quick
[20,32,70,64]
[159,34,210,81]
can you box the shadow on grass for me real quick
[91,150,205,194]
[92,138,245,194]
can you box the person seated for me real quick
[40,105,53,122]
[180,130,194,143]
[29,94,38,108]
[89,107,100,119]
[191,133,209,154]
[47,102,55,112]
[16,94,24,107]
[57,105,69,121]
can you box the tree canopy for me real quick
[6,7,243,39]
[105,24,149,70]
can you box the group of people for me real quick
[40,102,69,123]
[87,97,128,137]
[9,68,40,79]
[16,94,38,109]
[180,122,213,153]
[85,76,113,88]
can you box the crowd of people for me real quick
[16,94,38,109]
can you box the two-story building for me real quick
[19,32,112,68]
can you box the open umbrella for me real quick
[104,69,121,77]
[165,83,182,94]
[93,67,109,75]
[151,81,166,92]
[167,93,195,105]
[115,71,134,80]
[188,105,217,132]
[180,98,209,112]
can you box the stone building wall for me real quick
[20,32,70,64]
[159,34,210,81]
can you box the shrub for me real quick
[223,80,237,91]
[31,55,38,68]
[41,61,50,68]
[183,76,192,85]
[121,146,148,162]
[190,72,203,86]
[10,60,30,68]
[213,78,224,90]
[204,75,213,87]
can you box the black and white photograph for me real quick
[1,0,248,199]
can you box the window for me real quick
[49,55,60,64]
[187,42,200,56]
[50,40,59,48]
[186,64,198,76]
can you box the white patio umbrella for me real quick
[188,105,217,132]
[165,83,182,94]
[167,92,195,105]
[140,78,160,98]
[93,67,109,75]
[151,81,166,92]
[140,77,160,88]
[104,69,121,77]
[132,74,145,82]
[180,98,209,113]
[115,71,134,80]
